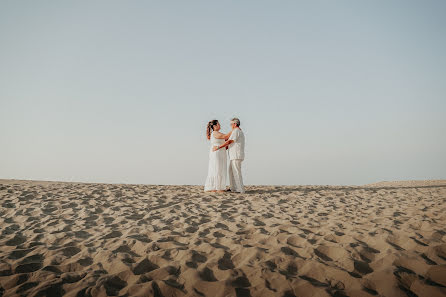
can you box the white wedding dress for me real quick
[204,132,227,191]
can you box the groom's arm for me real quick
[213,139,233,151]
[213,129,238,151]
[219,139,233,149]
[215,130,238,151]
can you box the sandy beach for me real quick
[0,179,445,297]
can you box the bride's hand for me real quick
[212,146,219,152]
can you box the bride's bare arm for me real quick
[224,130,232,141]
[213,131,231,139]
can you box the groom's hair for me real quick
[231,118,240,127]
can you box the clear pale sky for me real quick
[1,1,445,185]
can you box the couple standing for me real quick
[204,117,245,193]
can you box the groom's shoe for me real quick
[225,189,232,192]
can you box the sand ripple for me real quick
[0,180,445,297]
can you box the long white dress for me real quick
[204,132,227,191]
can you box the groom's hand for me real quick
[212,146,219,152]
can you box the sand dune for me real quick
[0,180,445,297]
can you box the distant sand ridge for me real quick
[0,180,445,297]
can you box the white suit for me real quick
[228,128,245,193]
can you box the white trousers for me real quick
[228,159,245,193]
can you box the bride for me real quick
[204,120,232,192]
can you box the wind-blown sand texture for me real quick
[0,180,445,297]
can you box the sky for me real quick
[1,1,445,185]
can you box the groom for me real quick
[213,118,245,193]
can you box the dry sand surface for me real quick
[0,180,445,297]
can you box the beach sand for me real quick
[0,179,445,297]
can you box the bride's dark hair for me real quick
[206,120,219,140]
